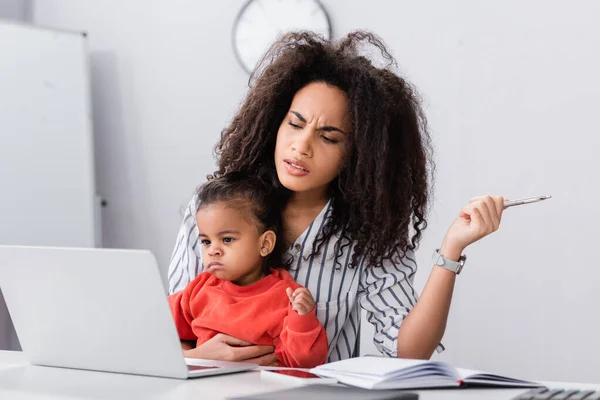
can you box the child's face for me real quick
[196,203,271,286]
[274,81,351,199]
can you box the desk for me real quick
[1,351,598,400]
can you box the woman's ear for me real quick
[259,230,276,257]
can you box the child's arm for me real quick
[274,287,328,368]
[167,274,208,341]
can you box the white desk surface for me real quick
[1,351,598,400]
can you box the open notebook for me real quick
[310,356,543,390]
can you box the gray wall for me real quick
[0,0,34,353]
[0,0,32,21]
[33,0,248,270]
[29,0,600,383]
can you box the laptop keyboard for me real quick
[512,388,600,399]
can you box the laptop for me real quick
[0,245,258,379]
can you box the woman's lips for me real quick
[283,159,310,176]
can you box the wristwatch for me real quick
[432,249,467,275]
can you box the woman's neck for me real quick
[286,189,329,213]
[282,190,329,247]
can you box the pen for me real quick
[504,195,552,208]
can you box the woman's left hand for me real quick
[441,195,506,258]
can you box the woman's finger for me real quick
[483,196,499,219]
[459,204,474,220]
[476,199,494,232]
[495,196,506,217]
[231,344,275,361]
[466,205,484,230]
[486,196,502,230]
[482,195,503,231]
[243,351,278,366]
[217,333,253,347]
[469,196,485,204]
[470,195,505,220]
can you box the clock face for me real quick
[232,0,332,74]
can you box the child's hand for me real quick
[286,287,316,316]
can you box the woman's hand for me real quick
[183,333,277,366]
[286,287,316,315]
[441,195,506,259]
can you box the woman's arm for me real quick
[183,333,277,365]
[395,258,455,359]
[396,195,505,359]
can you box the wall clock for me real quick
[232,0,332,74]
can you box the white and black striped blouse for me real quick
[167,196,444,361]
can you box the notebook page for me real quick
[312,357,437,377]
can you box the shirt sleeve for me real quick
[358,248,445,357]
[167,272,210,341]
[274,306,329,368]
[167,195,203,294]
[167,289,196,341]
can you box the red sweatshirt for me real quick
[168,268,328,368]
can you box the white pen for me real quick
[504,195,552,208]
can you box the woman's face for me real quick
[274,82,351,200]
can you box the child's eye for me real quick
[223,237,234,243]
[200,239,210,246]
[288,122,302,129]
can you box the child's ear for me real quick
[259,230,276,257]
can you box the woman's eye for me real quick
[321,135,338,144]
[223,237,234,243]
[288,122,301,129]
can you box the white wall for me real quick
[32,0,600,383]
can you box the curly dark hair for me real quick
[213,31,434,268]
[195,172,289,274]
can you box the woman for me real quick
[168,31,505,365]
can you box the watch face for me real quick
[232,0,332,74]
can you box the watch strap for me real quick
[432,248,467,275]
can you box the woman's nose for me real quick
[292,129,313,157]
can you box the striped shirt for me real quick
[168,196,444,361]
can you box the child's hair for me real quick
[195,172,288,274]
[213,31,434,269]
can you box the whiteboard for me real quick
[0,21,97,349]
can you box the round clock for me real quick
[232,0,332,74]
